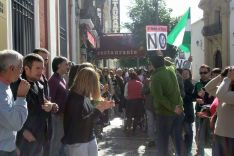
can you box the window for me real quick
[214,10,221,25]
[59,0,67,57]
[214,50,222,68]
[12,0,35,55]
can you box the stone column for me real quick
[221,3,230,67]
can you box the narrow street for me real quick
[98,117,157,156]
[98,116,212,156]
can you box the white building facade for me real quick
[230,0,234,65]
[191,19,205,81]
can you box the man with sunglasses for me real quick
[193,64,214,156]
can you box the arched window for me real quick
[214,50,222,68]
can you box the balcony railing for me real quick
[202,23,222,36]
[80,5,102,35]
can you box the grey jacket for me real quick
[0,81,28,152]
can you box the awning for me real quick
[87,31,96,48]
[96,33,145,59]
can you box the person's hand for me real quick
[197,111,209,118]
[23,130,36,142]
[196,98,204,105]
[96,100,115,112]
[17,79,30,97]
[51,103,59,113]
[198,90,205,98]
[42,100,53,112]
[174,105,183,115]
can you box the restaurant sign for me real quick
[111,0,120,33]
[96,33,145,59]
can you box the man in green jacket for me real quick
[150,53,184,156]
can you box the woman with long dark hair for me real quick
[182,69,194,156]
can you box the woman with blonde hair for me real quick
[62,67,114,156]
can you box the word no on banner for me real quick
[146,25,167,51]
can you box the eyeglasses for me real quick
[200,72,208,75]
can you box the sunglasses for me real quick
[200,72,208,75]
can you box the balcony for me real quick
[202,23,222,37]
[80,1,102,34]
[96,0,106,8]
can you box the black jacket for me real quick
[193,79,214,113]
[183,79,195,123]
[62,91,101,144]
[10,72,51,143]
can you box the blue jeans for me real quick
[197,118,212,156]
[183,122,193,155]
[155,113,184,156]
[195,115,200,144]
[18,138,43,156]
[50,115,65,156]
[212,135,234,156]
[146,110,156,141]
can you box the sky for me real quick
[120,0,203,32]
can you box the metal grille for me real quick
[12,0,34,55]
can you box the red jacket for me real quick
[126,80,143,100]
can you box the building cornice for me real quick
[198,0,209,10]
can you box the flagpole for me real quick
[154,0,159,55]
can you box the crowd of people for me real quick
[0,49,114,156]
[0,49,234,156]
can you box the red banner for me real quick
[87,31,96,48]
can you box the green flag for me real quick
[167,8,191,53]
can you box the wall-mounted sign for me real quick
[96,33,145,59]
[111,0,120,33]
[146,25,167,51]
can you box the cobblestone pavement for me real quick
[98,117,212,156]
